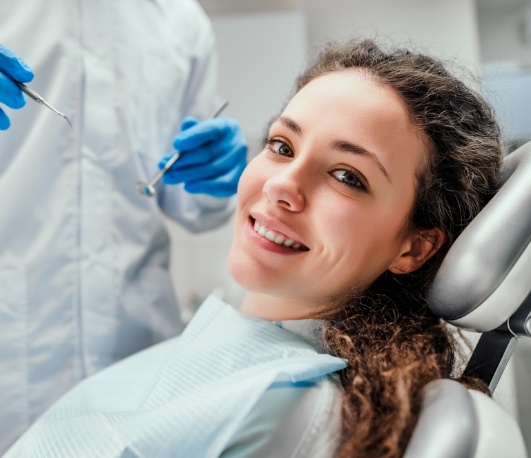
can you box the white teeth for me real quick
[274,235,285,244]
[265,230,277,242]
[252,220,304,250]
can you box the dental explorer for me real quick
[135,99,229,198]
[14,81,72,127]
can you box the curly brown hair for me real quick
[296,39,503,457]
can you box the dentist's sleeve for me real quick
[156,0,238,232]
[159,190,237,233]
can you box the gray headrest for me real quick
[426,142,531,332]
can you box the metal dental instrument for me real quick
[136,99,229,198]
[15,81,72,127]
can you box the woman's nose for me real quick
[263,168,306,212]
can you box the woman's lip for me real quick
[249,212,309,250]
[245,218,308,254]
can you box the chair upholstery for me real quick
[409,142,531,457]
[426,142,531,333]
[427,141,531,390]
[405,379,527,458]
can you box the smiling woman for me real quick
[229,70,438,321]
[3,38,503,458]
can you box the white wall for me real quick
[478,0,531,65]
[482,67,531,141]
[302,0,481,67]
[478,1,531,143]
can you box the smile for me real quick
[252,220,309,251]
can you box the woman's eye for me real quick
[331,169,367,191]
[267,138,294,157]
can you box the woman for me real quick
[3,38,502,458]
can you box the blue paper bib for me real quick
[4,295,346,458]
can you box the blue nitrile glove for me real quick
[0,44,34,130]
[158,117,247,198]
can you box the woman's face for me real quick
[228,71,430,320]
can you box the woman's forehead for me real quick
[280,72,413,140]
[285,71,403,118]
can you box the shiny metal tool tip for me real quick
[15,81,72,127]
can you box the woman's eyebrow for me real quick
[278,116,302,136]
[332,140,392,183]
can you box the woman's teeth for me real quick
[253,220,304,250]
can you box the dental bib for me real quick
[5,295,346,458]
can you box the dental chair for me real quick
[405,141,531,457]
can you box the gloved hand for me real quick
[158,116,247,198]
[0,43,34,130]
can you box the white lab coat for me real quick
[0,0,234,452]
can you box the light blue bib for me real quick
[4,295,346,458]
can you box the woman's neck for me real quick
[240,291,320,321]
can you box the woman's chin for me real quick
[227,250,259,292]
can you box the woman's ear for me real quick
[388,228,445,274]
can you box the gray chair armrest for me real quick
[405,379,528,458]
[468,389,528,458]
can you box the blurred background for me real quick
[165,0,531,449]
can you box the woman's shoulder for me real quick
[222,375,343,458]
